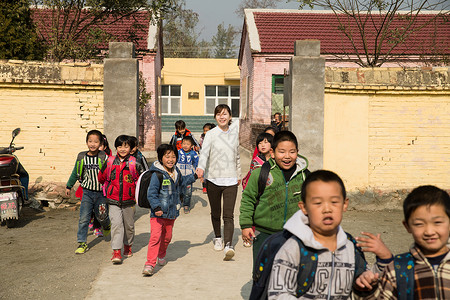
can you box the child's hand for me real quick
[356,232,392,260]
[155,211,163,217]
[354,270,379,291]
[242,228,255,244]
[65,188,71,197]
[196,168,204,182]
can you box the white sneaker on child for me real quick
[213,237,223,251]
[223,243,235,261]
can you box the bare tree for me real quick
[294,0,449,67]
[236,0,282,18]
[31,0,175,61]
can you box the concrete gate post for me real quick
[104,42,139,145]
[287,40,325,171]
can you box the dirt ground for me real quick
[0,203,411,300]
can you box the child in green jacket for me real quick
[239,131,309,264]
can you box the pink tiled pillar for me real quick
[140,53,161,151]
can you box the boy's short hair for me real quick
[129,136,138,149]
[403,185,450,222]
[157,144,178,163]
[182,135,194,146]
[264,126,277,133]
[272,130,298,150]
[114,135,131,148]
[175,120,186,130]
[203,123,216,130]
[256,132,273,146]
[301,170,346,202]
[86,129,103,142]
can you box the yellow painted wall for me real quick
[0,62,104,187]
[324,93,369,189]
[161,58,240,115]
[324,89,450,191]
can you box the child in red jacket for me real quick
[99,135,144,264]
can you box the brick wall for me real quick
[0,60,104,203]
[323,67,449,195]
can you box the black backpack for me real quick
[249,230,366,300]
[135,170,163,209]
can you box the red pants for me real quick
[146,217,175,267]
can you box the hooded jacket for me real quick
[239,155,308,234]
[147,161,196,219]
[268,210,365,299]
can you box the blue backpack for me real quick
[394,253,415,300]
[249,230,367,300]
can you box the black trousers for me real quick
[206,180,238,246]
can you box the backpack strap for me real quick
[97,151,107,170]
[128,156,138,182]
[394,253,415,300]
[106,156,115,182]
[293,236,319,297]
[345,232,367,280]
[155,171,164,190]
[256,161,271,204]
[76,151,87,181]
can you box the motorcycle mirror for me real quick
[12,128,21,138]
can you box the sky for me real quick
[185,0,302,40]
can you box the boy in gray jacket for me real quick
[268,170,372,299]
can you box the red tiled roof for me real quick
[252,11,450,55]
[32,9,152,51]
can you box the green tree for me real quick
[211,23,238,58]
[162,0,201,58]
[31,0,175,61]
[0,0,46,60]
[293,0,449,67]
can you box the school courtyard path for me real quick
[85,148,409,300]
[86,148,254,300]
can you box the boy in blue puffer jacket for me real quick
[142,144,196,276]
[177,136,199,214]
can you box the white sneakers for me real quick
[213,238,235,261]
[223,244,235,261]
[213,237,224,251]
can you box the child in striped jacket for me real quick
[65,130,111,255]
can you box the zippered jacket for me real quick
[147,161,196,219]
[98,155,144,207]
[66,150,107,190]
[239,155,308,234]
[177,148,199,177]
[169,128,200,150]
[268,210,366,299]
[363,245,450,299]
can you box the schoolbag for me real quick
[105,155,138,183]
[135,170,163,209]
[249,230,366,300]
[394,252,415,300]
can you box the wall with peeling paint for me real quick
[0,60,104,202]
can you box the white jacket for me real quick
[197,121,241,180]
[268,210,362,299]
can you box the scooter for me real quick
[0,128,26,228]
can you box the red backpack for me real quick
[105,155,138,183]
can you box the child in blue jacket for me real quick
[142,144,196,276]
[177,136,199,213]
